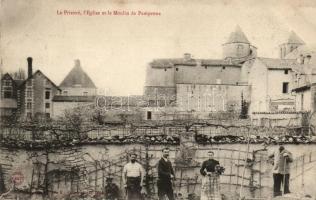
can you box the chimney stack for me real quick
[27,57,33,78]
[184,53,191,61]
[74,59,81,67]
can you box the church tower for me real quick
[279,31,305,59]
[223,26,256,60]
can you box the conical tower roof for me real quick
[60,59,96,88]
[225,25,250,44]
[285,31,305,44]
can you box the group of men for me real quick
[122,148,224,200]
[111,145,293,200]
[122,147,175,200]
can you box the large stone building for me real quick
[144,26,316,118]
[144,26,255,118]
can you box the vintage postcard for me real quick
[0,0,316,200]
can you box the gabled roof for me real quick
[225,25,250,44]
[20,70,61,90]
[257,57,299,69]
[1,73,14,81]
[59,60,96,88]
[1,73,28,88]
[283,31,305,45]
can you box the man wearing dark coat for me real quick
[157,147,175,200]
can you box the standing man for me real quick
[122,153,145,200]
[157,147,175,200]
[268,145,293,197]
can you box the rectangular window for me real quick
[284,69,289,74]
[3,91,12,98]
[147,111,152,120]
[26,102,32,109]
[282,82,289,93]
[45,103,50,109]
[45,113,50,119]
[45,91,50,99]
[26,112,32,118]
[3,80,11,86]
[26,90,32,98]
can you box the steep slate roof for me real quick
[225,25,250,44]
[60,60,96,88]
[1,73,14,81]
[258,57,299,69]
[19,70,61,90]
[284,31,305,44]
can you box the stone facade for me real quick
[0,74,18,117]
[19,71,61,119]
[248,58,298,112]
[144,26,255,116]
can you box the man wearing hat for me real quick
[122,153,145,200]
[268,145,293,197]
[104,177,120,200]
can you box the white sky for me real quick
[1,0,316,95]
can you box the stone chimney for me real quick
[27,57,33,78]
[74,59,81,67]
[183,53,191,61]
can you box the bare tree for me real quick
[9,68,26,80]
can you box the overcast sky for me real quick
[1,0,316,95]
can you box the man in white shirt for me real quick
[122,153,145,200]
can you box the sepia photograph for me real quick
[0,0,316,199]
